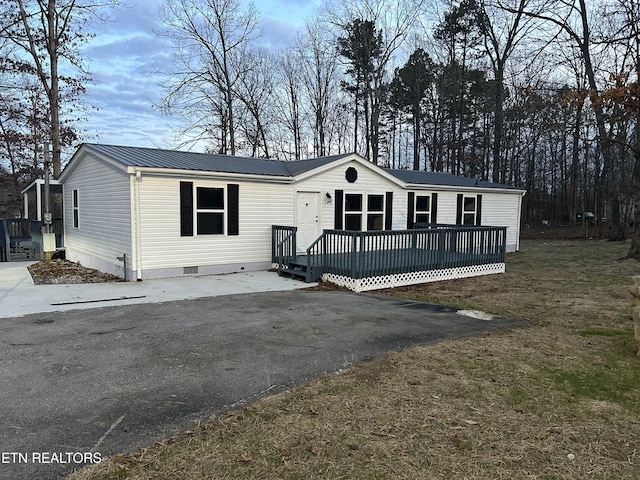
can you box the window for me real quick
[456,194,482,226]
[196,187,225,235]
[463,196,476,225]
[72,189,79,228]
[415,195,430,225]
[180,182,239,237]
[344,194,362,230]
[340,193,385,231]
[367,194,384,230]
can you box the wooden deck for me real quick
[273,225,507,292]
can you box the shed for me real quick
[58,144,525,282]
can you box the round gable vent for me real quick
[345,167,358,183]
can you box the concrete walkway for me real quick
[0,262,313,318]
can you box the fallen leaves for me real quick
[28,259,124,284]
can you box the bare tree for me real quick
[274,49,305,160]
[599,0,640,257]
[235,47,274,158]
[477,0,539,183]
[514,0,625,240]
[158,0,260,155]
[326,0,419,164]
[296,20,342,157]
[0,0,114,178]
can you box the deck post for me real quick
[350,232,357,279]
[437,228,446,269]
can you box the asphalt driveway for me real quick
[0,289,523,480]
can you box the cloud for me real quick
[77,0,322,150]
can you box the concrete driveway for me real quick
[0,287,523,480]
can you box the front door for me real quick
[296,191,321,252]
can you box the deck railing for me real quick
[0,219,43,261]
[272,225,297,268]
[305,226,507,281]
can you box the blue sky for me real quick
[79,0,322,150]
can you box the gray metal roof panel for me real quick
[84,144,291,176]
[386,168,518,190]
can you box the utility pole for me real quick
[43,143,51,234]
[42,143,55,260]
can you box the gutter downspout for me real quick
[133,169,143,280]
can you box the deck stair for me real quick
[277,256,315,283]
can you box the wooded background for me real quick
[1,0,639,243]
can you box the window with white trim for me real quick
[344,194,362,230]
[196,187,225,235]
[343,193,385,231]
[367,194,384,230]
[72,189,79,228]
[463,196,476,225]
[415,195,430,225]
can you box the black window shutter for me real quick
[456,194,463,225]
[227,184,239,235]
[334,190,344,229]
[385,192,393,230]
[476,194,482,225]
[407,192,415,229]
[431,193,438,224]
[180,181,193,236]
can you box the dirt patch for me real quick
[27,259,124,285]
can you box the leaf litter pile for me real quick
[28,259,124,284]
[69,239,639,480]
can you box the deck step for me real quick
[278,267,312,282]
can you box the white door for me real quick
[296,191,321,252]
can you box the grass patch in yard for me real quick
[68,239,640,480]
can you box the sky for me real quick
[79,0,322,151]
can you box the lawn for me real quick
[68,239,640,480]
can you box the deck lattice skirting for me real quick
[323,262,505,292]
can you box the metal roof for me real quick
[74,144,518,190]
[386,168,519,190]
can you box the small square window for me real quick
[197,212,224,234]
[345,194,362,211]
[463,213,475,225]
[367,195,384,212]
[345,214,362,230]
[197,188,224,209]
[464,197,476,212]
[367,214,384,230]
[416,195,430,212]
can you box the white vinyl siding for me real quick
[63,153,132,276]
[295,159,406,234]
[480,192,522,252]
[136,174,293,271]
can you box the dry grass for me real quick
[68,239,640,480]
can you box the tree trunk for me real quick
[625,148,640,258]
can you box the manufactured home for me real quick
[57,144,525,288]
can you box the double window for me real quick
[180,182,239,236]
[196,187,225,235]
[344,193,385,231]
